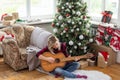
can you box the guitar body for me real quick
[41,52,66,72]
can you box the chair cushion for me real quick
[30,27,52,49]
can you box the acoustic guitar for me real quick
[40,52,94,72]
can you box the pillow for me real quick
[30,27,52,49]
[35,30,52,49]
[30,27,44,45]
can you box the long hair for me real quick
[48,35,60,54]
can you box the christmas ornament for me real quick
[53,28,58,33]
[69,40,74,45]
[79,22,82,25]
[69,50,72,53]
[71,29,74,32]
[72,21,75,24]
[61,33,63,35]
[89,38,93,42]
[73,26,76,28]
[68,19,71,23]
[66,34,68,37]
[61,24,64,27]
[74,46,77,49]
[58,16,63,20]
[63,30,66,33]
[79,35,84,40]
[56,23,59,26]
[76,11,81,16]
[62,7,64,9]
[51,23,55,27]
[66,13,70,17]
[66,2,69,5]
[78,42,81,46]
[86,23,90,28]
[76,28,79,31]
[64,28,68,31]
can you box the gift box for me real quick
[101,11,113,23]
[89,43,116,66]
[116,52,120,64]
[79,61,88,69]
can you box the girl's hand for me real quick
[46,57,55,63]
[74,57,79,61]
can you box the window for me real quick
[31,0,55,19]
[84,0,119,24]
[0,0,26,17]
[0,0,55,19]
[105,0,118,18]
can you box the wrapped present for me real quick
[101,11,113,23]
[79,61,88,69]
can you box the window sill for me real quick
[16,18,54,25]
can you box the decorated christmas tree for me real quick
[52,0,93,56]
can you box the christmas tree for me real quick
[52,0,93,56]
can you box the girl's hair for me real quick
[48,35,60,54]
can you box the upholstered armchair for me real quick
[0,25,52,71]
[0,25,35,71]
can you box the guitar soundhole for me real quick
[55,58,60,63]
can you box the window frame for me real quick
[86,0,119,25]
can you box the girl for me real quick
[36,35,87,79]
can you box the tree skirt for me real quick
[64,70,112,80]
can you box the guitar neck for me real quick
[60,55,86,62]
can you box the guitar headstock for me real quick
[85,53,94,58]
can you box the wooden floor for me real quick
[0,57,120,80]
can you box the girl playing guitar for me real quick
[36,35,89,79]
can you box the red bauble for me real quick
[52,23,55,27]
[83,16,86,19]
[66,13,70,17]
[64,28,68,31]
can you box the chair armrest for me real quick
[1,38,21,60]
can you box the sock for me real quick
[55,73,61,78]
[76,74,87,79]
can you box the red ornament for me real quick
[66,13,70,17]
[51,23,55,27]
[83,16,86,19]
[64,28,68,31]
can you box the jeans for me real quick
[51,62,80,78]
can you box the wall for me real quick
[30,23,54,33]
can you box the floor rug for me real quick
[64,70,112,80]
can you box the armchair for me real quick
[1,25,35,71]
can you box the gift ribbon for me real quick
[101,12,112,23]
